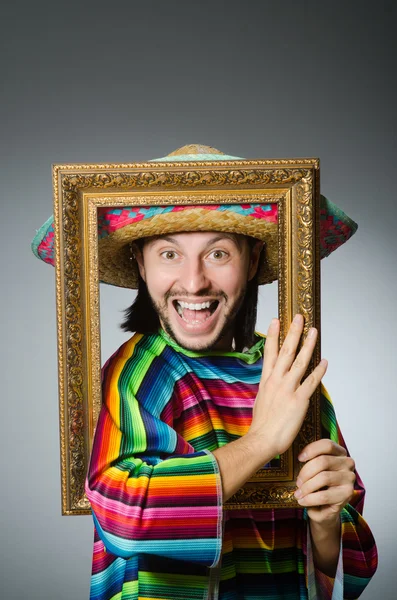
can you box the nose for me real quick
[178,256,210,294]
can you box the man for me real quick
[33,145,377,599]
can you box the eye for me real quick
[209,249,228,260]
[161,250,178,260]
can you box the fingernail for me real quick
[294,489,302,499]
[293,314,301,324]
[296,478,303,487]
[308,328,316,338]
[298,452,307,461]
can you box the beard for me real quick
[148,285,248,352]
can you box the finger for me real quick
[284,327,319,390]
[294,359,328,403]
[296,484,354,508]
[295,358,328,403]
[297,455,355,486]
[298,439,348,463]
[272,314,305,377]
[261,318,280,383]
[295,469,356,499]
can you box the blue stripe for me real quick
[93,513,219,562]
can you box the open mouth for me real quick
[173,300,219,324]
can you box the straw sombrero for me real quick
[32,144,358,288]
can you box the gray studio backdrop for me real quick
[1,1,395,598]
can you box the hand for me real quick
[294,439,356,524]
[247,314,328,459]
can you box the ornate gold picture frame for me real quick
[53,158,321,515]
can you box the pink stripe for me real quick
[88,489,218,520]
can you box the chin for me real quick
[162,319,233,352]
[154,295,239,352]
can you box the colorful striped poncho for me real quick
[85,330,377,600]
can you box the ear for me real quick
[248,241,264,281]
[132,243,146,282]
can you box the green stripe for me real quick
[321,392,338,441]
[153,454,215,475]
[120,336,167,449]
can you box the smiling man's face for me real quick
[134,231,261,351]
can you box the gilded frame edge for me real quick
[53,159,321,515]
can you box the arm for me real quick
[296,384,378,598]
[212,316,377,598]
[85,335,223,567]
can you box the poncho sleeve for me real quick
[307,384,378,599]
[85,335,223,567]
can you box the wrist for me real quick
[309,512,341,577]
[309,512,341,535]
[244,429,277,466]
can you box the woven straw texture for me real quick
[98,207,278,288]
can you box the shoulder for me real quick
[101,332,183,415]
[101,332,167,377]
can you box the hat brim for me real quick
[98,207,279,288]
[33,195,358,289]
[32,144,358,288]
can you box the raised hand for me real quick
[213,314,328,502]
[248,314,328,460]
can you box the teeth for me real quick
[177,301,212,310]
